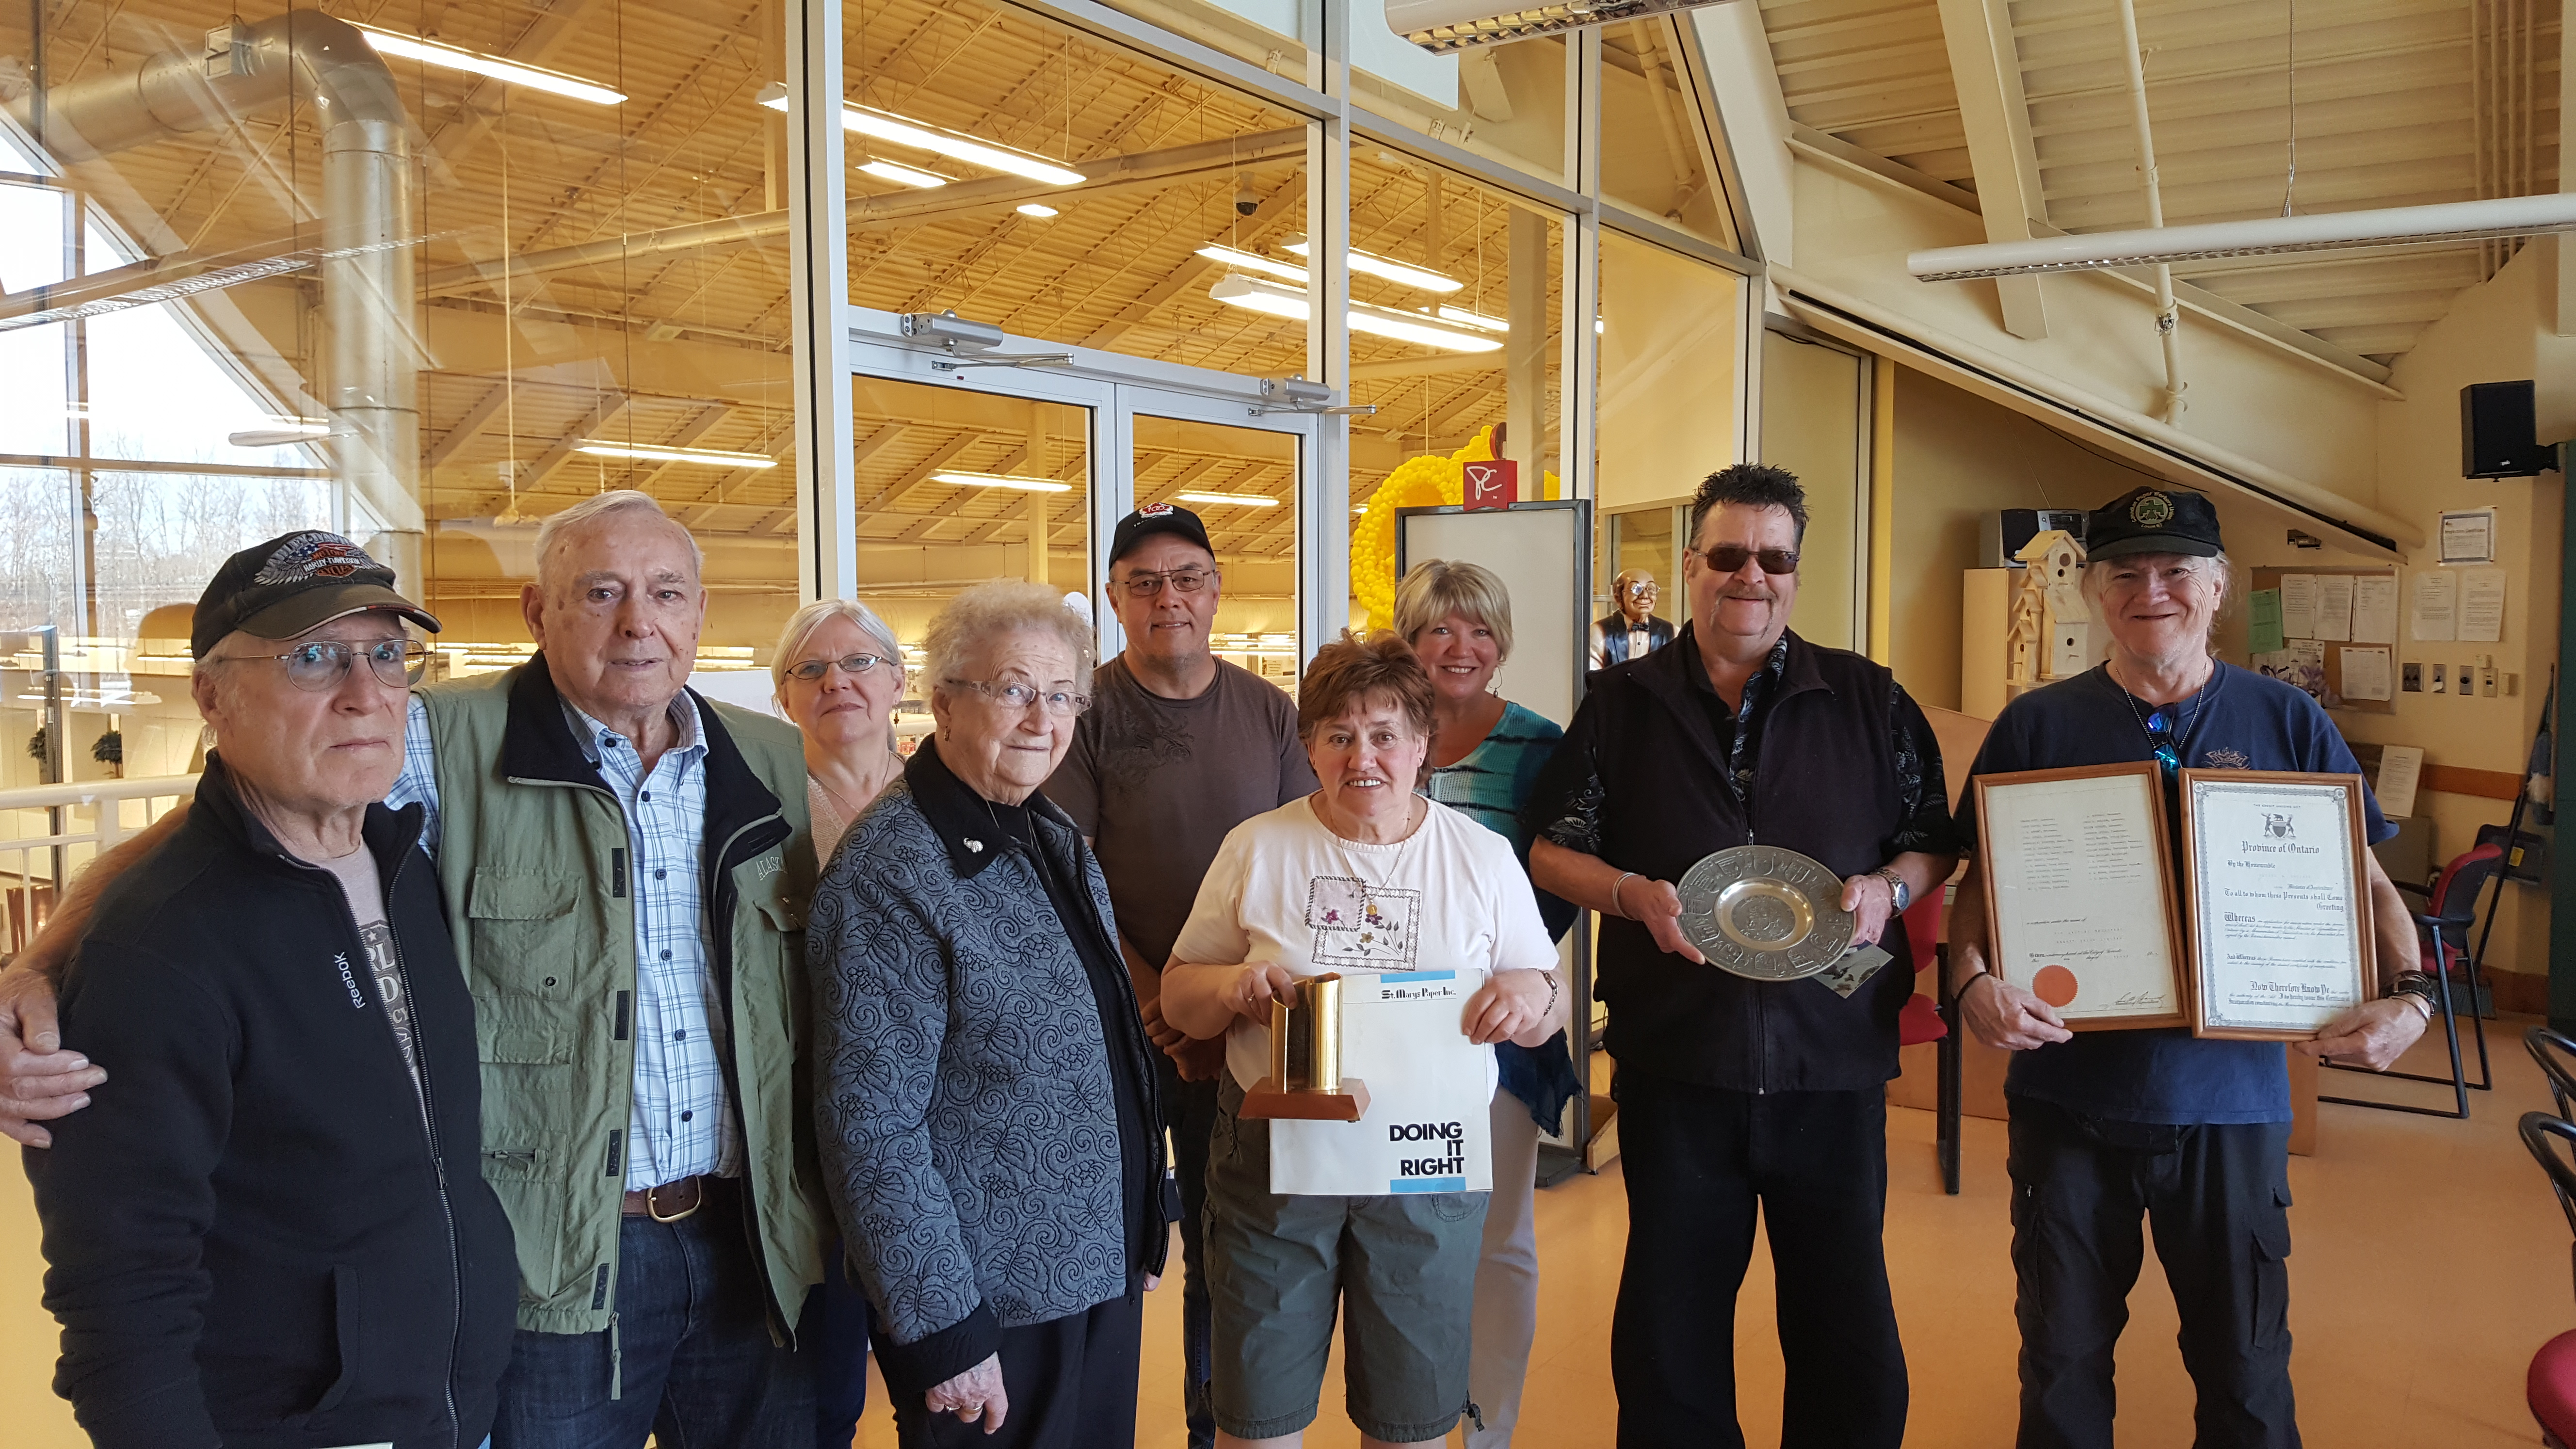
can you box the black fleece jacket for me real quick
[23,756,517,1449]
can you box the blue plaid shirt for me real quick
[393,691,739,1191]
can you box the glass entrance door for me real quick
[843,308,1322,684]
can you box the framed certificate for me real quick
[1973,762,2190,1030]
[2179,769,2374,1040]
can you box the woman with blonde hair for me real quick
[770,596,906,862]
[1393,559,1579,1449]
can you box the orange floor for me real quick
[4,1019,2568,1448]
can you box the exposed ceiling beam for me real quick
[420,128,1305,300]
[1936,0,2051,339]
[633,405,734,492]
[862,434,980,513]
[522,393,633,492]
[425,384,513,472]
[418,0,610,187]
[1082,181,1302,349]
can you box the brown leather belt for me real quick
[622,1175,720,1223]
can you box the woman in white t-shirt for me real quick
[1161,632,1565,1449]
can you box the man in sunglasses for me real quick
[1042,502,1316,1449]
[20,532,520,1448]
[1529,463,1958,1449]
[1946,486,2422,1449]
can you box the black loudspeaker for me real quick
[2462,381,2558,479]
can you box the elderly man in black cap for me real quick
[1042,502,1317,1449]
[1947,486,2428,1449]
[22,532,519,1449]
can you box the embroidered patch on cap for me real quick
[253,532,375,585]
[2128,491,2175,529]
[1137,502,1174,517]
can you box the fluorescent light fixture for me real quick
[1208,274,1503,354]
[1281,237,1461,293]
[1196,244,1309,284]
[1016,203,1060,218]
[1387,0,1741,55]
[757,87,1085,186]
[1908,193,2576,281]
[932,471,1073,493]
[575,441,777,468]
[353,23,627,105]
[858,160,949,189]
[1176,491,1279,508]
[1435,304,1508,332]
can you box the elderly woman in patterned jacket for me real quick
[810,580,1168,1448]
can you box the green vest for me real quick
[419,660,825,1337]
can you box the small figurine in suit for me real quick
[1591,568,1675,669]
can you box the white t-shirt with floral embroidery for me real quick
[1172,793,1557,1095]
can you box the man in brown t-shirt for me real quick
[1043,503,1314,1449]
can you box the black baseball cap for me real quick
[193,531,441,658]
[2083,486,2224,561]
[1107,502,1214,567]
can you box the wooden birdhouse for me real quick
[2006,530,2089,690]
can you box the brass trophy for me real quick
[1240,973,1371,1122]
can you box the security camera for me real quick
[1386,0,1742,53]
[1233,177,1259,217]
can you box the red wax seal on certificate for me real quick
[2033,965,2079,1008]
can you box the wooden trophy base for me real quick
[1239,1077,1370,1122]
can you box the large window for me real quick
[0,0,801,788]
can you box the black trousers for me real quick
[1610,1072,1907,1449]
[890,1287,1143,1449]
[2007,1097,2298,1449]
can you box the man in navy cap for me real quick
[1043,502,1316,1449]
[1947,486,2429,1448]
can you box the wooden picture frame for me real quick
[1973,761,2190,1030]
[2178,769,2375,1041]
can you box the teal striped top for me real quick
[1424,699,1562,861]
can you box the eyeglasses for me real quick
[1623,582,1658,597]
[784,652,890,683]
[1114,567,1215,598]
[944,678,1091,715]
[1695,545,1801,576]
[221,638,427,692]
[2143,707,2183,777]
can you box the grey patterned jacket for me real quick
[810,738,1166,1393]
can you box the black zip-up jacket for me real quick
[1526,627,1955,1093]
[24,756,518,1449]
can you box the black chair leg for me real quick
[2463,954,2495,1091]
[1936,966,1961,1196]
[2321,925,2472,1119]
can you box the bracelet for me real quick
[1609,871,1637,920]
[2389,969,2441,1021]
[1957,972,1998,1003]
[1543,970,1561,1021]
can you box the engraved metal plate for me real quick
[1675,845,1856,981]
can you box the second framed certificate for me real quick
[2179,770,2374,1040]
[1973,762,2189,1030]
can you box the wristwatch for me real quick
[1872,867,1911,914]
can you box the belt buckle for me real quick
[646,1178,701,1224]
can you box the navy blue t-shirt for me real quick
[1958,662,2394,1125]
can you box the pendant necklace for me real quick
[1331,794,1424,923]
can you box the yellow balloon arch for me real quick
[1349,427,1555,630]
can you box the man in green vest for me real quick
[0,490,826,1446]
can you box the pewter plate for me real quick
[1675,845,1855,981]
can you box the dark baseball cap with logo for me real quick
[192,531,441,658]
[2083,486,2224,561]
[1108,501,1215,567]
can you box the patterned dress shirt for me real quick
[391,690,739,1190]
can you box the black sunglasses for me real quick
[1695,545,1800,577]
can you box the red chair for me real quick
[2322,843,2502,1118]
[1896,892,1962,1194]
[2517,1111,2576,1446]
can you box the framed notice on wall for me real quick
[2178,770,2374,1040]
[1972,762,2190,1030]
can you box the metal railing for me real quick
[0,774,197,954]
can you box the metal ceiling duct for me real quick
[1386,0,1741,55]
[10,11,423,563]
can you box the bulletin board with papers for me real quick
[2248,565,2399,715]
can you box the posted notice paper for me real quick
[2412,572,2458,642]
[2376,744,2424,820]
[2248,589,2286,654]
[2460,568,2507,644]
[2339,646,2393,702]
[1268,968,1496,1197]
[2280,574,2318,639]
[2314,575,2355,643]
[2351,575,2398,644]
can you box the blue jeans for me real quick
[492,1187,816,1449]
[1159,1054,1220,1449]
[807,1247,873,1449]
